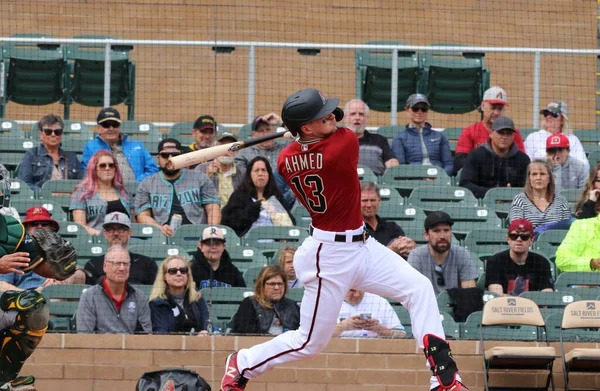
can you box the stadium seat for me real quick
[380,165,452,198]
[420,43,489,114]
[0,119,27,138]
[237,123,253,140]
[42,284,91,331]
[459,310,481,340]
[440,312,460,340]
[11,199,68,223]
[286,288,304,304]
[120,121,162,141]
[462,229,509,256]
[39,179,80,216]
[440,205,503,240]
[0,34,66,118]
[0,136,35,153]
[9,178,35,200]
[243,226,308,251]
[554,272,600,291]
[573,129,599,145]
[559,300,600,389]
[225,246,268,273]
[201,287,253,331]
[480,187,524,220]
[169,122,195,145]
[64,34,135,120]
[533,229,569,262]
[375,125,401,141]
[243,266,265,287]
[124,223,167,245]
[407,185,479,213]
[559,188,582,212]
[128,243,188,263]
[59,137,89,155]
[31,120,93,140]
[357,165,379,183]
[170,224,242,249]
[480,297,555,391]
[519,291,579,320]
[588,150,600,166]
[355,41,423,112]
[378,205,426,231]
[392,305,413,339]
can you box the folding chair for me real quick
[481,296,555,391]
[560,300,600,390]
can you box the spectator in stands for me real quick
[278,246,301,288]
[555,212,600,272]
[19,114,82,190]
[72,212,158,285]
[545,134,587,193]
[508,160,572,232]
[82,107,158,182]
[332,289,405,339]
[343,99,399,176]
[135,138,221,238]
[485,218,554,296]
[70,150,134,236]
[190,226,246,288]
[195,130,245,206]
[391,94,453,176]
[459,116,530,199]
[360,182,416,258]
[76,245,152,334]
[408,211,478,296]
[235,114,294,208]
[574,162,600,219]
[185,115,217,152]
[222,156,295,237]
[525,101,589,172]
[149,255,209,335]
[231,265,300,335]
[454,86,526,174]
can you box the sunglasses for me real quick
[167,267,189,275]
[100,122,121,129]
[411,106,429,113]
[434,265,445,287]
[42,128,63,136]
[97,162,116,169]
[508,233,532,241]
[543,111,560,118]
[159,152,182,159]
[594,178,600,183]
[28,221,51,228]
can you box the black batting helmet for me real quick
[281,89,344,136]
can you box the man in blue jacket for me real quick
[82,108,158,182]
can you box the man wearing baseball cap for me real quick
[485,218,554,296]
[135,138,221,237]
[545,133,587,193]
[454,86,526,174]
[189,226,246,289]
[459,116,530,198]
[408,211,478,296]
[195,130,246,206]
[82,107,158,182]
[186,115,218,153]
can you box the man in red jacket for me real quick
[454,86,525,174]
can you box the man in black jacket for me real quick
[191,226,246,288]
[459,117,530,199]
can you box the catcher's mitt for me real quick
[28,229,77,280]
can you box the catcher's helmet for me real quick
[281,89,344,136]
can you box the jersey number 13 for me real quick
[290,175,327,213]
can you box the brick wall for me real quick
[24,334,599,390]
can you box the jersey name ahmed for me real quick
[278,127,363,232]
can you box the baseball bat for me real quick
[167,129,295,170]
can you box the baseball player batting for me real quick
[220,89,468,391]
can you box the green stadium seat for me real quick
[375,125,401,141]
[392,305,413,339]
[132,284,152,297]
[225,246,268,273]
[587,150,600,166]
[0,119,27,138]
[573,129,599,145]
[462,229,509,256]
[124,181,140,199]
[0,34,66,118]
[442,128,463,143]
[0,136,35,152]
[380,165,452,198]
[286,288,304,304]
[237,123,253,140]
[519,291,580,321]
[355,41,423,113]
[291,204,311,229]
[379,205,426,230]
[533,229,569,262]
[582,142,600,155]
[11,199,68,223]
[440,205,503,240]
[357,165,379,183]
[39,179,80,216]
[31,120,93,140]
[407,185,479,213]
[201,287,253,304]
[243,266,266,287]
[480,187,523,220]
[9,178,35,200]
[169,122,195,145]
[120,121,161,141]
[420,43,489,114]
[128,243,188,263]
[243,226,308,251]
[171,224,242,249]
[554,272,600,291]
[121,223,168,245]
[560,188,582,212]
[64,35,135,120]
[42,284,91,331]
[439,312,460,340]
[59,137,89,155]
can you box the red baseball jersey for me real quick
[278,127,363,232]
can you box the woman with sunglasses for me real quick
[524,101,589,172]
[149,255,209,335]
[70,150,133,235]
[509,159,573,236]
[574,162,600,219]
[19,114,83,190]
[391,94,453,176]
[231,265,300,335]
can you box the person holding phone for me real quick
[332,289,405,339]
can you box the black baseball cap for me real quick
[193,115,216,131]
[491,117,516,132]
[424,211,454,231]
[251,115,270,131]
[97,108,122,124]
[158,138,182,153]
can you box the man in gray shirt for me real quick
[408,211,478,296]
[76,245,152,334]
[135,138,221,237]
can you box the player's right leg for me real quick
[0,290,49,390]
[221,237,363,390]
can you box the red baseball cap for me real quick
[23,206,60,232]
[507,218,534,235]
[546,133,570,150]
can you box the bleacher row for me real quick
[41,272,600,340]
